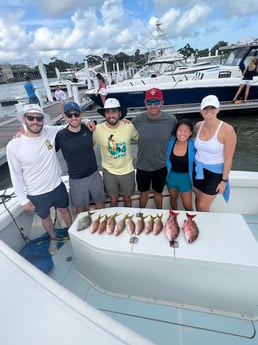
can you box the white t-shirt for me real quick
[55,89,66,102]
[6,126,63,205]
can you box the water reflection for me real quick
[217,111,258,172]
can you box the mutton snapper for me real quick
[182,213,199,243]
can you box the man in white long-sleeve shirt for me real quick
[6,104,72,255]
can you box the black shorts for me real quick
[27,182,69,219]
[136,166,167,194]
[193,168,222,195]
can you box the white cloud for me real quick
[0,0,258,65]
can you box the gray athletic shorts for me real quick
[102,168,135,196]
[69,170,106,208]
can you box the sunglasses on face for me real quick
[25,115,44,122]
[146,99,161,106]
[65,111,81,118]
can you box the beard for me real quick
[24,122,43,134]
[106,117,120,126]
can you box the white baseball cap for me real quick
[97,98,127,118]
[18,104,50,124]
[200,95,220,110]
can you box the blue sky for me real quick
[0,0,258,66]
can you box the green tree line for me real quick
[11,41,229,78]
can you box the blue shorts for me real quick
[166,171,192,193]
[27,182,69,219]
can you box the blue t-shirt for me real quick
[24,81,36,98]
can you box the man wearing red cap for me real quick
[132,87,178,209]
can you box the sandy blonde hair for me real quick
[248,56,257,70]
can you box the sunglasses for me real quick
[146,99,161,106]
[25,115,44,122]
[65,111,81,118]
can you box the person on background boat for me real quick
[54,85,66,115]
[193,95,237,212]
[96,72,107,106]
[55,102,105,214]
[24,76,40,104]
[232,56,258,103]
[132,87,178,209]
[94,98,139,207]
[6,104,72,256]
[166,119,195,211]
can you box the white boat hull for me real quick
[1,170,258,344]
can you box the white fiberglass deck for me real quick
[49,211,258,345]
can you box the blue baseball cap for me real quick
[64,102,81,113]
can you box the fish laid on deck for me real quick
[77,211,95,231]
[97,215,110,234]
[114,214,130,236]
[90,214,103,234]
[135,215,148,236]
[126,215,135,235]
[153,214,163,235]
[165,210,180,246]
[106,212,121,235]
[145,215,156,234]
[182,213,199,243]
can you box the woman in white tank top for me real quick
[193,95,237,212]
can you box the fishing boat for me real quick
[132,46,220,79]
[1,170,258,344]
[85,39,258,107]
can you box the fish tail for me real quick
[186,212,196,219]
[169,210,179,217]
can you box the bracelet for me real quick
[221,178,228,183]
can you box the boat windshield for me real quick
[223,47,258,66]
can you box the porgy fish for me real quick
[90,214,103,234]
[153,214,163,235]
[77,211,95,231]
[145,215,156,234]
[135,215,148,235]
[182,213,199,243]
[165,210,180,245]
[97,215,110,234]
[126,215,135,235]
[114,214,129,236]
[106,212,121,235]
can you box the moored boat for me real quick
[85,39,258,108]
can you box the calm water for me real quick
[1,81,258,188]
[0,78,56,119]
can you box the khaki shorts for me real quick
[102,168,135,196]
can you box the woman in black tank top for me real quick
[232,56,258,103]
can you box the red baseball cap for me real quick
[145,87,163,100]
